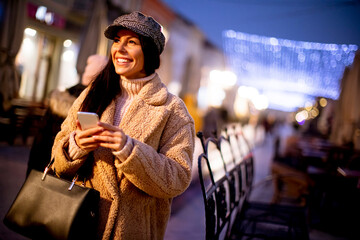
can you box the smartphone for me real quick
[77,112,99,130]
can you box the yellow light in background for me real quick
[234,94,249,118]
[197,85,226,109]
[62,50,74,62]
[305,101,313,111]
[319,97,327,107]
[208,87,225,107]
[252,94,269,110]
[311,108,319,118]
[209,70,222,85]
[237,86,259,100]
[221,70,237,89]
[295,110,309,123]
[209,70,237,90]
[22,38,35,55]
[168,82,181,96]
[24,28,37,37]
[23,38,32,47]
[63,39,72,48]
[236,85,268,112]
[44,12,54,25]
[237,86,248,97]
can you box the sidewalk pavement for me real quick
[0,141,30,240]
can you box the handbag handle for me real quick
[41,158,81,191]
[42,158,55,181]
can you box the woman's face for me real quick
[111,29,146,79]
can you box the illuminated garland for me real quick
[223,30,358,111]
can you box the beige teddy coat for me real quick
[52,74,195,240]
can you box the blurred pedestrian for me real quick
[202,106,228,139]
[51,12,195,240]
[26,54,107,176]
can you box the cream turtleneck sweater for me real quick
[68,73,155,160]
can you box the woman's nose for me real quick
[117,42,126,52]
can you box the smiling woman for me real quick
[51,11,195,240]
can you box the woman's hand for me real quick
[93,122,127,152]
[74,120,103,152]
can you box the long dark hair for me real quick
[80,33,161,117]
[140,35,160,75]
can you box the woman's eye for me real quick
[113,39,119,43]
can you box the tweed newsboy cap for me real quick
[104,11,165,54]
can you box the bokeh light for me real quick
[223,30,358,112]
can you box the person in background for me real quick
[202,106,228,139]
[51,12,195,240]
[26,54,107,176]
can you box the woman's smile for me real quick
[116,57,132,64]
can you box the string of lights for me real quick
[223,29,358,111]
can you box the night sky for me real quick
[162,0,360,50]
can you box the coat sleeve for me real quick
[115,112,195,199]
[51,89,89,178]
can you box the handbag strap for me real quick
[42,158,55,180]
[42,154,95,190]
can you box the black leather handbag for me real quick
[3,159,100,240]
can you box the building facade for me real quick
[1,0,226,125]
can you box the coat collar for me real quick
[137,73,168,106]
[119,73,170,142]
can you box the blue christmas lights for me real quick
[223,30,358,111]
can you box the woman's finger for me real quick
[98,141,126,151]
[93,133,126,151]
[98,142,120,149]
[77,135,100,150]
[75,126,103,151]
[95,130,124,141]
[77,126,104,138]
[97,122,120,132]
[76,120,82,130]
